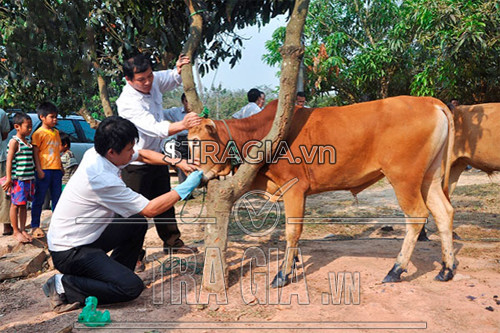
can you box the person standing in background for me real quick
[232,88,264,119]
[59,133,78,191]
[257,91,266,109]
[0,107,13,236]
[296,91,306,107]
[2,112,36,243]
[31,102,64,239]
[117,53,201,255]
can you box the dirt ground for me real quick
[0,171,499,332]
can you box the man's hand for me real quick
[173,170,203,200]
[176,158,200,174]
[37,169,45,179]
[176,54,190,74]
[181,112,202,130]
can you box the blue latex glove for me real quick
[173,170,203,200]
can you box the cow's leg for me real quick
[422,178,455,281]
[383,181,429,283]
[418,160,464,242]
[271,188,305,288]
[448,160,468,196]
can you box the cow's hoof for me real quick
[382,264,406,283]
[271,271,290,288]
[417,229,430,242]
[435,263,454,281]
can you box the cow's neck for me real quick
[215,107,276,147]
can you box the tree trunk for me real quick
[379,68,393,99]
[86,25,114,117]
[202,0,310,294]
[96,71,114,117]
[77,104,100,129]
[181,0,204,114]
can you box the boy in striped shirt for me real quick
[1,112,36,243]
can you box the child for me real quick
[1,112,35,243]
[31,102,63,238]
[59,132,78,191]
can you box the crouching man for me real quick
[43,116,202,313]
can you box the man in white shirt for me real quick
[116,53,201,255]
[232,88,264,119]
[43,116,202,313]
[257,91,266,109]
[296,91,307,107]
[0,108,12,236]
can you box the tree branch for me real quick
[181,0,204,114]
[354,0,376,47]
[77,104,100,129]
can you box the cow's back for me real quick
[262,96,449,195]
[453,103,500,172]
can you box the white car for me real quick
[7,113,95,163]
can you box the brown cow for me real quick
[419,103,500,241]
[449,103,500,192]
[189,96,455,287]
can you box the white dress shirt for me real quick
[232,102,262,119]
[47,148,149,252]
[116,70,182,164]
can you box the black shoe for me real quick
[135,249,146,272]
[42,276,80,313]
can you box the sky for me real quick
[199,16,287,92]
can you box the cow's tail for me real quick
[441,104,455,199]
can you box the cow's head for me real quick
[188,118,233,184]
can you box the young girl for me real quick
[1,112,36,243]
[59,132,78,191]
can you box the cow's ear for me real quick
[205,119,216,135]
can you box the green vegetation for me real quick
[264,0,500,106]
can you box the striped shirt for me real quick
[10,136,35,180]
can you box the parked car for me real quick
[7,113,95,163]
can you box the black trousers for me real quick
[50,220,147,305]
[121,164,184,248]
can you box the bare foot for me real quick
[21,230,33,242]
[13,231,29,243]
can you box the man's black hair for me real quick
[123,53,153,80]
[37,102,58,118]
[247,88,262,103]
[94,116,138,156]
[297,91,306,98]
[12,112,31,126]
[60,132,71,148]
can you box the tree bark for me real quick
[202,0,310,294]
[181,0,204,114]
[77,104,100,129]
[380,68,394,99]
[96,72,114,117]
[86,25,114,117]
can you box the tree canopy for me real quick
[0,0,294,113]
[263,0,500,106]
